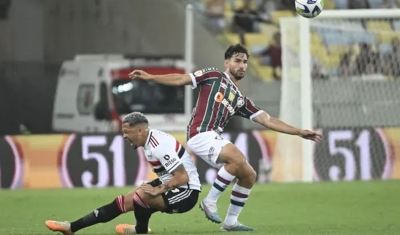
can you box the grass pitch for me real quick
[0,180,399,235]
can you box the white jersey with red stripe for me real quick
[143,129,201,191]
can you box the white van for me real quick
[52,54,192,133]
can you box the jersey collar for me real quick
[223,72,231,80]
[144,129,153,147]
[223,72,239,90]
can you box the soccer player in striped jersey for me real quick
[45,112,201,234]
[129,44,322,231]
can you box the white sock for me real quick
[204,165,235,203]
[224,183,251,226]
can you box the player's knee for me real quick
[235,161,256,184]
[123,192,135,212]
[249,167,257,183]
[132,190,151,210]
[123,189,149,212]
[242,163,256,182]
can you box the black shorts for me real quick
[147,178,200,214]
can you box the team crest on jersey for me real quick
[237,97,245,107]
[215,92,235,115]
[228,92,235,101]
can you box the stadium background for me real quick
[0,0,400,188]
[1,0,400,186]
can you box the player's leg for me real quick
[187,131,256,230]
[187,131,234,224]
[202,143,256,231]
[45,180,163,235]
[116,187,200,234]
[115,187,165,234]
[45,193,129,235]
[217,143,256,231]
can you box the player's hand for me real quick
[140,184,162,196]
[299,130,322,142]
[129,70,153,80]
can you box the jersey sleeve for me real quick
[189,67,221,89]
[152,145,183,173]
[235,96,265,121]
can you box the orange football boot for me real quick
[115,224,152,234]
[45,220,74,235]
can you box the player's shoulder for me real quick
[193,67,222,77]
[147,129,175,150]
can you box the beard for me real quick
[230,68,245,80]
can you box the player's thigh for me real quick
[162,188,200,214]
[187,131,230,169]
[218,142,246,165]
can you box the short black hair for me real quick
[224,44,249,60]
[122,112,149,127]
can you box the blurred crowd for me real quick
[201,0,399,34]
[197,0,400,81]
[201,0,294,34]
[337,39,400,80]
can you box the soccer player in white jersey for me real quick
[45,112,202,234]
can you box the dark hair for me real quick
[122,112,149,127]
[224,44,249,60]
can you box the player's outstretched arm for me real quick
[129,70,192,86]
[253,112,322,142]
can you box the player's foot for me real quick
[199,199,222,224]
[220,221,256,232]
[115,224,152,234]
[45,220,74,235]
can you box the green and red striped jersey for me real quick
[187,67,263,139]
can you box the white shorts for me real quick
[186,131,231,169]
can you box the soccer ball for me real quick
[295,0,324,18]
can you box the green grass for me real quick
[1,180,400,235]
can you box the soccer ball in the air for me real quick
[295,0,324,18]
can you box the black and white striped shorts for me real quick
[147,178,199,214]
[162,187,199,214]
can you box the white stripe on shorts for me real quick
[168,189,190,201]
[168,190,193,204]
